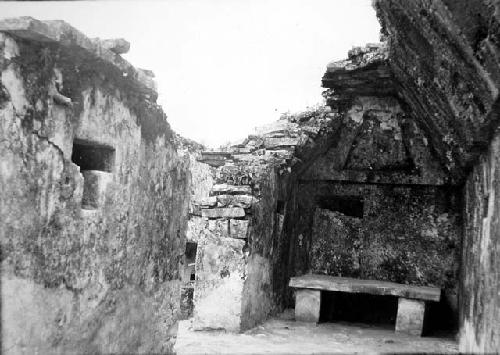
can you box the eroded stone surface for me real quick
[0,24,191,354]
[460,125,500,353]
[98,38,130,54]
[201,207,245,219]
[193,236,246,331]
[2,3,500,351]
[294,289,321,323]
[395,298,426,336]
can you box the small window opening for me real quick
[185,242,197,281]
[316,196,364,218]
[71,140,115,172]
[276,200,285,214]
[71,140,115,210]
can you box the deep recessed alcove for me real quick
[71,139,115,209]
[185,241,198,281]
[71,140,115,173]
[276,200,285,214]
[316,196,364,218]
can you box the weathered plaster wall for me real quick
[241,165,281,330]
[0,22,191,354]
[461,127,500,353]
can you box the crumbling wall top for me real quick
[0,17,157,98]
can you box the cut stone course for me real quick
[201,207,246,219]
[211,184,252,195]
[264,137,300,149]
[197,196,217,207]
[216,194,255,208]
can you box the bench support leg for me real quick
[395,298,425,336]
[295,289,321,322]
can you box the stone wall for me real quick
[373,1,500,351]
[374,0,500,183]
[189,152,284,331]
[3,3,500,351]
[295,43,463,292]
[287,182,461,304]
[187,109,330,331]
[0,19,192,354]
[461,126,500,353]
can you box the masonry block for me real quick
[201,207,245,219]
[208,219,229,238]
[216,194,255,208]
[229,219,248,239]
[395,298,426,336]
[295,289,321,323]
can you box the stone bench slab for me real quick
[289,274,440,302]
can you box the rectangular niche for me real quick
[71,139,115,210]
[185,242,198,281]
[276,200,285,214]
[316,195,364,218]
[71,140,115,172]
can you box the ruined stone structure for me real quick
[0,18,195,354]
[1,0,500,353]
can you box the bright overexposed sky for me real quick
[0,0,380,147]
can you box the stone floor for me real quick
[174,311,458,354]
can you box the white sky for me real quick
[0,0,380,147]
